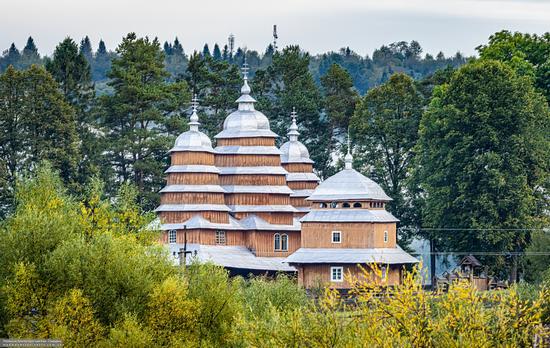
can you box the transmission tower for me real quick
[272,25,278,51]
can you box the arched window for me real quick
[342,202,351,208]
[274,233,281,251]
[330,202,338,208]
[320,202,328,208]
[281,234,288,251]
[168,230,177,244]
[353,202,362,208]
[384,230,388,243]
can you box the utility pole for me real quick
[177,225,192,270]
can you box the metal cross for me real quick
[291,107,297,122]
[241,61,249,80]
[191,93,199,112]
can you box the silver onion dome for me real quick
[215,62,278,139]
[280,108,314,164]
[170,95,214,153]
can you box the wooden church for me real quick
[155,65,417,288]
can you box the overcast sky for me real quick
[2,0,549,57]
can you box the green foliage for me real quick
[99,33,190,209]
[414,60,550,276]
[321,63,359,134]
[351,73,424,236]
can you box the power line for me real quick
[398,227,548,232]
[410,251,550,256]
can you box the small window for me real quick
[331,266,344,282]
[381,266,387,281]
[353,202,362,208]
[330,202,338,208]
[215,230,226,245]
[274,233,281,251]
[342,202,350,208]
[281,234,288,251]
[384,230,388,243]
[168,230,177,244]
[332,231,342,243]
[319,203,328,208]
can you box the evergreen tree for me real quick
[202,44,211,57]
[222,45,230,61]
[18,37,41,69]
[173,37,184,55]
[320,63,359,134]
[414,60,550,279]
[212,44,222,60]
[0,66,80,216]
[351,73,423,240]
[92,40,111,81]
[100,33,189,209]
[163,41,172,56]
[164,38,188,80]
[79,36,93,64]
[3,43,21,69]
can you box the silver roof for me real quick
[215,68,278,139]
[290,189,315,198]
[215,146,282,155]
[169,144,216,154]
[285,246,418,265]
[300,209,399,223]
[160,185,225,193]
[155,204,231,212]
[307,168,392,202]
[228,205,298,213]
[161,214,243,230]
[219,166,288,175]
[165,165,220,174]
[222,185,293,194]
[294,206,311,212]
[286,172,320,182]
[170,105,214,153]
[280,109,314,163]
[168,244,295,271]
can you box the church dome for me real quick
[307,144,391,202]
[170,97,214,153]
[215,64,278,139]
[280,109,313,164]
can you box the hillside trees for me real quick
[99,33,190,209]
[414,60,550,279]
[321,63,359,135]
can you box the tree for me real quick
[320,63,359,134]
[1,43,21,70]
[414,60,550,279]
[351,73,423,236]
[164,37,188,80]
[92,39,111,81]
[100,33,189,209]
[79,36,93,64]
[202,43,211,57]
[213,43,222,60]
[0,66,80,216]
[18,37,41,69]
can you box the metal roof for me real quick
[290,189,315,198]
[165,165,220,174]
[306,168,392,202]
[280,141,313,164]
[168,145,216,154]
[215,129,279,139]
[300,209,399,223]
[285,246,418,265]
[286,172,320,182]
[161,215,243,230]
[218,166,288,175]
[159,185,225,193]
[222,185,293,194]
[240,215,301,231]
[215,146,282,155]
[228,205,298,213]
[154,204,231,212]
[167,243,295,271]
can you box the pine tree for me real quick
[212,44,222,60]
[79,36,93,64]
[172,37,184,56]
[163,41,172,56]
[222,45,229,61]
[164,38,188,80]
[320,63,359,133]
[100,33,189,209]
[92,40,111,81]
[202,44,211,57]
[4,43,21,69]
[19,37,40,69]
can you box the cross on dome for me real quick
[288,107,300,141]
[344,128,353,169]
[189,94,200,132]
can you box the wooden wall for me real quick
[217,137,275,146]
[245,230,301,257]
[171,151,215,165]
[224,193,290,206]
[220,174,287,186]
[215,154,281,167]
[296,264,402,289]
[160,192,225,204]
[167,173,219,185]
[233,212,294,225]
[301,222,397,248]
[282,163,313,173]
[159,211,229,224]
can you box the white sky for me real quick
[2,0,549,57]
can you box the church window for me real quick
[332,231,342,243]
[384,230,388,243]
[281,234,288,251]
[320,203,328,208]
[274,233,281,251]
[353,202,362,208]
[169,230,177,244]
[342,202,350,208]
[215,230,226,245]
[331,266,343,282]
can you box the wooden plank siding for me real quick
[217,137,275,146]
[160,192,226,205]
[287,181,318,190]
[159,211,229,224]
[245,230,301,257]
[219,174,287,186]
[301,222,397,248]
[215,154,281,167]
[233,212,294,225]
[282,163,314,173]
[171,152,215,165]
[167,173,220,185]
[224,193,290,206]
[297,264,403,289]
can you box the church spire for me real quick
[236,59,256,111]
[344,128,353,169]
[288,107,299,142]
[189,94,200,132]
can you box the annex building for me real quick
[155,67,417,288]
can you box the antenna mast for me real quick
[228,34,235,58]
[272,25,278,51]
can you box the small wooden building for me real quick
[435,255,508,291]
